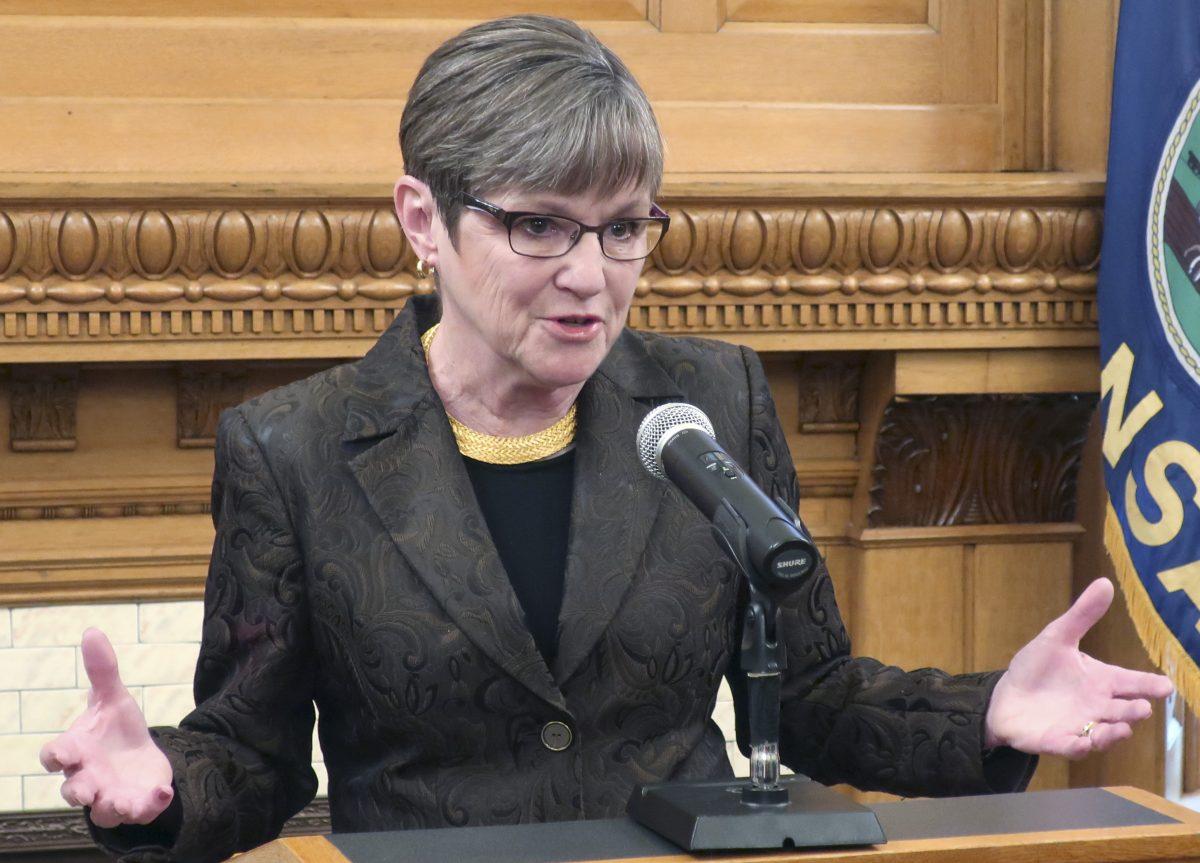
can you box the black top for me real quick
[463,449,575,663]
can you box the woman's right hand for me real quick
[39,628,174,828]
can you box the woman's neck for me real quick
[425,321,582,437]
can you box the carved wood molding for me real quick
[177,368,246,448]
[0,477,211,521]
[0,201,1101,356]
[0,801,330,855]
[0,457,855,519]
[0,809,94,854]
[869,394,1099,527]
[0,500,209,521]
[796,353,863,432]
[9,365,78,451]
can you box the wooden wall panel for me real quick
[1050,0,1118,173]
[841,527,1083,796]
[0,513,213,605]
[0,21,952,104]
[894,349,1099,396]
[851,544,966,672]
[972,542,1071,670]
[973,540,1073,790]
[727,0,929,24]
[0,1,650,18]
[0,1,1049,180]
[0,102,1003,176]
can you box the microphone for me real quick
[636,403,817,591]
[630,405,885,848]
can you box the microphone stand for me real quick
[740,584,788,806]
[627,509,886,852]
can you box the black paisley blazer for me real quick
[97,296,1033,863]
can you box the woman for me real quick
[41,15,1171,863]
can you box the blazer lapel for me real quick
[552,330,683,686]
[343,298,563,711]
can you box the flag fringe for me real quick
[1105,501,1200,714]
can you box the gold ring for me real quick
[1079,721,1096,738]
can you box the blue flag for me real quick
[1100,2,1200,707]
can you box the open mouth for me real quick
[547,314,603,340]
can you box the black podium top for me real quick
[328,788,1181,863]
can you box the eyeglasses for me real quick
[461,193,670,261]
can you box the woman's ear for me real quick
[394,176,440,267]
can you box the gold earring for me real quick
[416,259,435,279]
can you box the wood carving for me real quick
[177,368,247,448]
[0,202,1101,353]
[0,499,210,521]
[0,800,330,854]
[796,353,863,431]
[9,365,78,451]
[869,394,1098,527]
[0,808,94,851]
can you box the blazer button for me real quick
[540,720,573,752]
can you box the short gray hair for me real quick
[400,15,664,231]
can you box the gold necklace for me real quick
[421,322,577,464]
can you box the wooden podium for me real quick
[237,787,1200,863]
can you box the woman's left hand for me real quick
[984,577,1174,758]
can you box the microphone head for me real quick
[636,402,716,481]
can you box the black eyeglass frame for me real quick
[461,193,671,261]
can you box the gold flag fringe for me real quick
[1105,501,1200,714]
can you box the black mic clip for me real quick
[739,587,785,678]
